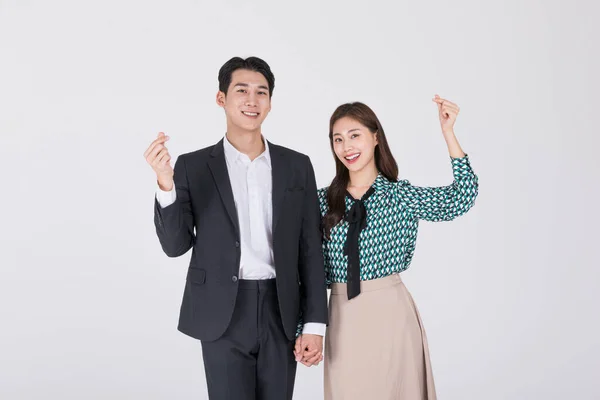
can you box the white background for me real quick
[1,0,599,399]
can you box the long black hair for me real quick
[322,102,399,238]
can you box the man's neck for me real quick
[225,129,265,161]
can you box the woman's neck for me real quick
[348,163,379,189]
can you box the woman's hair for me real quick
[322,102,399,238]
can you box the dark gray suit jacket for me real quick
[154,139,328,342]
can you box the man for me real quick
[144,56,328,399]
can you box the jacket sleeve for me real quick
[297,156,329,327]
[153,155,196,257]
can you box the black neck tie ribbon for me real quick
[344,187,375,300]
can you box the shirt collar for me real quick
[372,173,393,193]
[345,173,394,207]
[223,134,272,169]
[347,173,392,197]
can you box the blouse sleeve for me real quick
[395,155,479,222]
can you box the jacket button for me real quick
[235,241,240,248]
[232,275,238,282]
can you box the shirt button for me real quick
[232,275,238,282]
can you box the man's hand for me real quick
[294,334,324,367]
[144,132,174,190]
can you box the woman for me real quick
[317,96,478,399]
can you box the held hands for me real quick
[144,132,174,191]
[294,334,324,367]
[432,94,460,136]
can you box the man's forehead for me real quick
[231,70,268,86]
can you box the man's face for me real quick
[217,69,272,133]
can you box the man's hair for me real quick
[218,56,275,97]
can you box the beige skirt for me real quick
[324,273,437,400]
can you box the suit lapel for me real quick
[270,142,288,233]
[207,139,240,237]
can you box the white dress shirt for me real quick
[156,136,325,336]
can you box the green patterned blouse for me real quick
[318,155,479,285]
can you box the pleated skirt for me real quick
[324,273,437,400]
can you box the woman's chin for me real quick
[346,162,365,173]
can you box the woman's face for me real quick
[332,117,378,173]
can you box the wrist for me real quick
[157,176,174,191]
